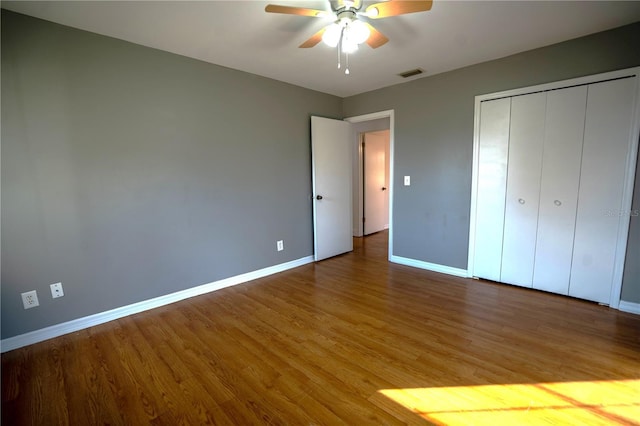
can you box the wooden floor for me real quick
[3,231,640,425]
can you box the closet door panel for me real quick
[501,93,546,287]
[473,98,511,281]
[532,86,587,294]
[570,78,636,304]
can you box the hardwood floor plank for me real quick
[3,231,639,424]
[116,315,233,425]
[168,306,295,425]
[60,332,123,425]
[88,328,162,424]
[199,294,404,424]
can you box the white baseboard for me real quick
[618,300,640,315]
[389,255,468,278]
[1,255,314,353]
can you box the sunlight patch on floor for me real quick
[378,379,640,425]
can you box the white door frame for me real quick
[345,110,395,260]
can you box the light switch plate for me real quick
[404,176,411,186]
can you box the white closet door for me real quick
[570,78,636,304]
[532,86,587,294]
[473,98,511,281]
[501,93,546,287]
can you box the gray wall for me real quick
[1,10,342,339]
[343,22,640,302]
[3,11,640,342]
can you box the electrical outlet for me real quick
[277,240,284,251]
[50,282,64,299]
[21,290,39,309]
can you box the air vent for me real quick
[398,68,424,78]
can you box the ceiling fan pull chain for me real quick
[345,52,350,75]
[337,27,345,69]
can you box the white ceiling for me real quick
[4,1,640,97]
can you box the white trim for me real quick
[0,256,314,353]
[618,300,640,315]
[475,67,640,103]
[345,110,395,124]
[345,110,395,261]
[467,94,484,278]
[609,71,640,309]
[387,110,395,263]
[390,255,468,278]
[354,132,365,237]
[468,66,640,308]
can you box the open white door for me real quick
[311,116,353,261]
[364,130,389,235]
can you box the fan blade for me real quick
[299,27,326,48]
[364,23,389,48]
[365,0,433,19]
[265,4,327,17]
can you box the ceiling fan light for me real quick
[342,38,358,54]
[348,20,370,45]
[322,23,341,47]
[366,7,379,18]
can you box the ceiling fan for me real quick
[265,0,433,74]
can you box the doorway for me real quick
[362,130,390,235]
[344,110,394,260]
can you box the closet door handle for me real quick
[518,198,525,205]
[554,200,562,206]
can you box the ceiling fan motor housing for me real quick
[336,9,358,23]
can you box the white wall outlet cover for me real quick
[21,290,39,309]
[277,240,284,251]
[50,282,64,298]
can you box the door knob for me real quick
[316,195,323,200]
[382,187,387,191]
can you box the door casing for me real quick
[345,110,395,260]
